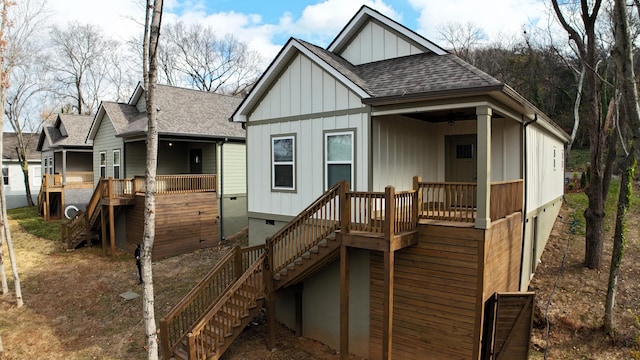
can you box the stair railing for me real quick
[267,181,345,277]
[159,246,264,359]
[86,179,106,228]
[61,210,87,249]
[186,252,266,360]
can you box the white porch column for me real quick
[475,105,492,229]
[62,149,67,186]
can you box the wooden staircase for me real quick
[61,178,134,251]
[160,182,345,360]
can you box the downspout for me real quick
[519,113,537,291]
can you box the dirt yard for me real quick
[1,190,639,359]
[528,188,640,359]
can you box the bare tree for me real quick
[0,0,24,308]
[604,0,640,335]
[552,0,610,269]
[1,0,49,208]
[141,0,163,358]
[160,21,261,94]
[48,22,120,114]
[437,21,486,61]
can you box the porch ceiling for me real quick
[402,108,505,123]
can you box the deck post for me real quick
[413,176,423,221]
[340,244,349,360]
[101,206,107,256]
[384,186,395,240]
[264,237,276,350]
[476,105,492,229]
[382,250,395,360]
[339,181,350,234]
[109,205,116,258]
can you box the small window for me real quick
[272,136,295,190]
[456,144,474,159]
[325,131,354,189]
[2,167,8,186]
[553,146,557,171]
[48,156,53,174]
[100,152,106,178]
[33,166,41,186]
[113,150,121,179]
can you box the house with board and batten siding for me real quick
[36,114,94,220]
[157,6,570,360]
[67,83,247,260]
[3,132,41,209]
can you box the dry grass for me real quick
[2,181,640,359]
[0,219,352,360]
[528,184,640,359]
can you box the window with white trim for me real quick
[100,152,106,178]
[48,156,53,174]
[113,150,121,179]
[33,166,41,186]
[2,167,8,186]
[325,131,354,189]
[272,136,295,190]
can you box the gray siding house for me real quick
[2,132,41,209]
[36,114,94,219]
[84,84,247,258]
[230,6,569,359]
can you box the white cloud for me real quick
[408,0,547,44]
[50,0,145,42]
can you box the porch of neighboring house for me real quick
[61,174,219,260]
[37,172,94,221]
[158,175,526,360]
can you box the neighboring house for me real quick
[81,83,246,259]
[36,114,94,219]
[212,6,570,360]
[2,132,41,209]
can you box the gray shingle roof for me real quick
[39,114,93,150]
[103,85,245,139]
[356,53,502,97]
[296,40,502,99]
[3,132,39,160]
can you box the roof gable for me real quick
[328,6,446,60]
[38,114,93,151]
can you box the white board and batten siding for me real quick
[220,142,246,196]
[338,20,424,65]
[247,52,369,217]
[92,113,124,185]
[249,53,364,121]
[525,123,565,212]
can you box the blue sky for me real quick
[52,0,550,66]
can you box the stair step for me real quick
[222,302,250,319]
[173,346,188,360]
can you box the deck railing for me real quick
[42,173,63,188]
[65,171,93,184]
[416,181,477,222]
[342,187,417,236]
[267,181,342,276]
[159,245,264,359]
[134,174,217,195]
[414,177,524,223]
[490,179,524,220]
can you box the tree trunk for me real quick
[602,97,618,200]
[0,228,8,294]
[0,134,23,307]
[142,1,163,359]
[604,152,635,335]
[16,145,34,207]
